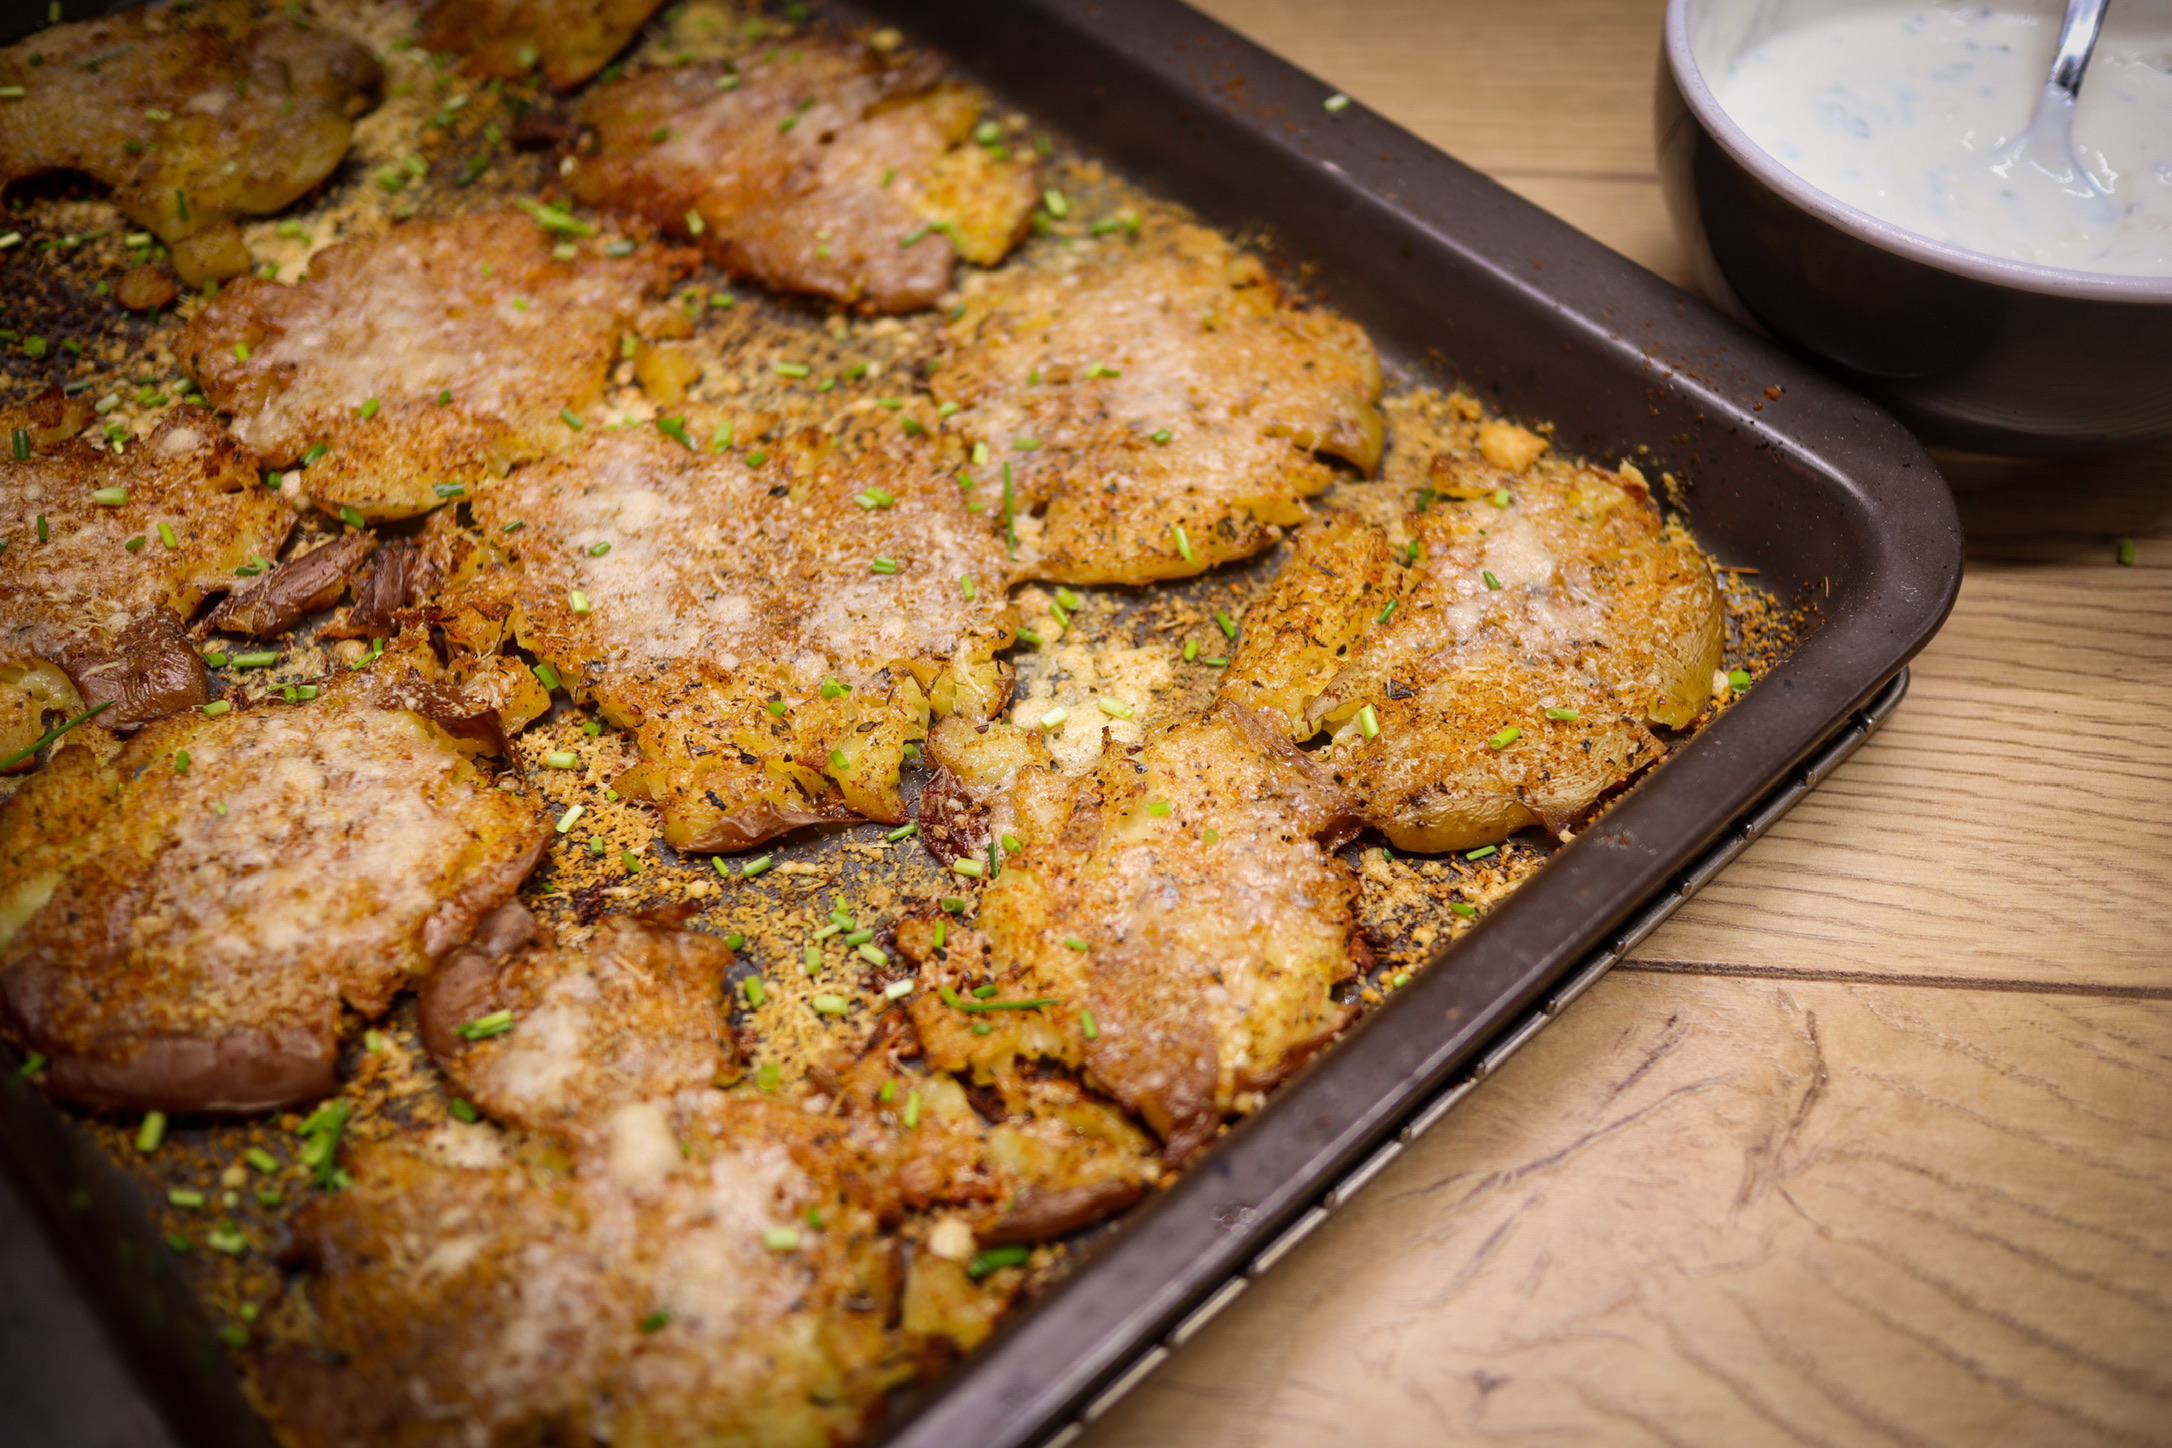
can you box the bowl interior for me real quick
[1669,0,2172,303]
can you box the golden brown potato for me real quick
[0,4,381,286]
[569,37,1037,312]
[1222,458,1723,851]
[907,707,1362,1164]
[0,407,292,730]
[438,429,1015,852]
[175,212,689,521]
[262,1100,919,1448]
[421,913,738,1134]
[419,0,663,90]
[931,218,1385,584]
[0,679,547,1113]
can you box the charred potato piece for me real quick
[1,407,291,728]
[0,4,381,285]
[175,212,689,521]
[204,530,375,637]
[906,708,1362,1164]
[570,37,1037,313]
[421,913,738,1134]
[932,218,1385,583]
[440,429,1015,851]
[0,681,547,1113]
[419,0,663,90]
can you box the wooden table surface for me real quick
[1081,3,2172,1446]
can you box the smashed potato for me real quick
[419,0,663,90]
[1,408,292,732]
[0,680,546,1113]
[431,428,1015,851]
[0,4,381,285]
[176,212,689,521]
[933,218,1384,583]
[570,36,1037,312]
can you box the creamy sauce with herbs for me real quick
[1714,2,2172,276]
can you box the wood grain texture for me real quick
[1081,2,2172,1444]
[1084,972,2172,1448]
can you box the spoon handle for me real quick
[2047,0,2109,100]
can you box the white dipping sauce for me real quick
[1713,2,2172,276]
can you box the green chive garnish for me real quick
[1357,704,1381,739]
[1466,845,1498,861]
[1171,524,1194,564]
[1728,668,1753,691]
[560,408,584,430]
[1488,725,1521,750]
[137,1111,167,1154]
[1482,570,1502,590]
[886,823,918,842]
[456,1009,514,1040]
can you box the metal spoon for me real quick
[1992,0,2112,212]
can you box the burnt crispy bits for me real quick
[907,707,1363,1165]
[442,428,1015,851]
[0,4,381,286]
[205,530,375,638]
[932,218,1386,584]
[0,407,291,737]
[1221,456,1723,852]
[0,680,547,1114]
[419,0,664,90]
[420,913,737,1134]
[261,1103,922,1448]
[569,36,1038,313]
[175,212,689,522]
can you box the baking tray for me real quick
[0,1,1962,1446]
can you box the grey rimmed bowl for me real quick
[1656,0,2172,455]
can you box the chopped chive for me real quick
[230,651,279,668]
[812,994,849,1016]
[1145,799,1172,817]
[1544,706,1580,722]
[1357,704,1381,739]
[1149,427,1172,444]
[1183,639,1198,662]
[884,978,914,1000]
[857,942,887,967]
[656,417,694,450]
[1405,539,1422,565]
[1449,901,1478,918]
[870,556,899,574]
[1466,845,1499,861]
[1171,524,1194,564]
[742,976,767,1007]
[969,1244,1032,1280]
[245,1148,279,1173]
[569,590,591,613]
[1391,972,1411,989]
[939,896,965,913]
[124,535,146,552]
[449,1099,479,1123]
[1096,698,1134,719]
[137,1111,167,1154]
[1079,1008,1099,1040]
[903,1089,921,1128]
[1043,188,1070,218]
[820,678,849,699]
[173,750,190,773]
[554,804,586,834]
[1377,599,1399,625]
[158,520,181,548]
[951,858,985,878]
[742,855,774,878]
[1038,706,1069,729]
[1488,725,1521,750]
[357,397,380,421]
[745,450,768,467]
[755,1062,780,1092]
[855,487,897,510]
[1324,92,1352,112]
[91,486,129,506]
[686,209,707,235]
[201,700,231,718]
[560,408,584,430]
[1727,668,1754,692]
[338,505,366,529]
[639,1309,673,1333]
[456,1009,514,1040]
[959,574,975,601]
[2117,538,2136,566]
[586,541,612,558]
[829,748,852,772]
[1482,570,1502,590]
[766,700,788,718]
[299,442,329,467]
[1015,628,1044,648]
[1215,609,1237,639]
[774,361,811,378]
[10,429,27,461]
[544,750,579,769]
[802,945,821,973]
[886,822,918,842]
[1492,488,1511,508]
[1012,436,1040,452]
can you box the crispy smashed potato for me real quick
[421,912,738,1133]
[263,1103,930,1448]
[0,4,380,286]
[0,682,546,1113]
[1,408,291,730]
[420,0,663,90]
[570,37,1037,312]
[176,212,688,521]
[1222,458,1722,851]
[933,219,1384,583]
[436,429,1015,851]
[907,707,1362,1163]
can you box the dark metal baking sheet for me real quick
[0,2,1962,1446]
